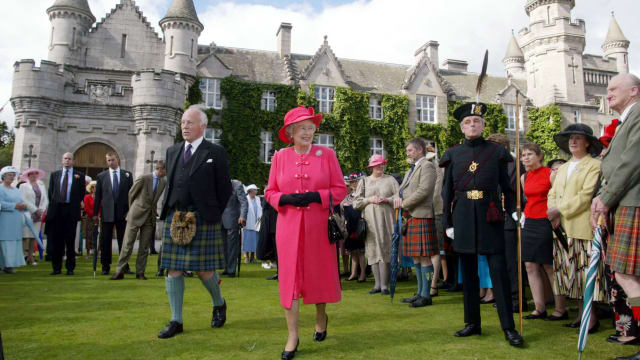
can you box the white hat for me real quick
[0,166,19,180]
[245,184,259,193]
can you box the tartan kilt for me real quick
[606,206,640,276]
[160,210,225,271]
[403,217,438,257]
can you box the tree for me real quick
[526,105,563,160]
[0,120,14,168]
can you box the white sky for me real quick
[1,0,637,127]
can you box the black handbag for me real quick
[356,178,368,240]
[328,193,344,244]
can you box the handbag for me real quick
[328,193,344,244]
[356,178,368,240]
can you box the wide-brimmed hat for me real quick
[453,102,487,122]
[547,158,567,169]
[86,180,97,193]
[278,106,323,143]
[553,123,603,156]
[599,119,619,148]
[20,168,45,182]
[367,154,388,168]
[245,184,259,193]
[0,166,19,181]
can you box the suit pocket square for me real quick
[206,159,213,163]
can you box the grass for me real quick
[0,255,630,360]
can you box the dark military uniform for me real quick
[440,103,517,334]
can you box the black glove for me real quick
[300,191,321,204]
[279,194,307,207]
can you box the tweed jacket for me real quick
[125,173,166,227]
[547,155,600,240]
[600,103,640,208]
[398,156,437,219]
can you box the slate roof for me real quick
[582,54,618,72]
[161,0,202,27]
[603,15,629,45]
[440,70,526,103]
[504,33,524,59]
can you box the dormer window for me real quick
[416,95,436,123]
[315,86,334,113]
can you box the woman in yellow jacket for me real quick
[547,124,604,333]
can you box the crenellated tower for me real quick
[46,0,96,66]
[602,13,630,75]
[159,0,203,77]
[503,31,525,80]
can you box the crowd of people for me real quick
[1,73,639,360]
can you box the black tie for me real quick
[112,170,119,199]
[61,169,69,203]
[184,144,193,163]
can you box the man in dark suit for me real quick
[46,152,86,275]
[93,152,133,275]
[220,179,247,277]
[157,107,232,339]
[111,160,167,280]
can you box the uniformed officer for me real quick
[440,102,523,347]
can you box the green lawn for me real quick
[0,255,629,359]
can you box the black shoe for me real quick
[504,329,524,347]
[281,339,299,360]
[524,310,548,320]
[156,269,165,277]
[124,269,134,275]
[480,298,495,304]
[211,300,227,328]
[608,336,640,345]
[368,288,381,294]
[401,294,420,303]
[110,272,124,280]
[221,271,229,275]
[438,282,452,290]
[447,284,463,292]
[158,321,183,339]
[578,321,599,334]
[267,274,278,280]
[381,289,390,296]
[314,314,328,342]
[50,270,62,275]
[563,320,581,328]
[357,278,366,283]
[226,273,236,278]
[66,270,74,276]
[511,302,530,313]
[410,296,432,308]
[101,267,110,275]
[616,352,640,360]
[454,324,481,337]
[609,334,621,341]
[150,250,158,255]
[544,311,569,321]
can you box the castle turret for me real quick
[602,13,630,74]
[159,0,203,76]
[503,32,525,80]
[46,0,95,66]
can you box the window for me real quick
[369,97,383,120]
[504,104,524,131]
[50,27,54,47]
[314,86,335,113]
[573,110,581,123]
[72,27,76,48]
[121,34,127,58]
[314,133,334,149]
[204,128,222,145]
[170,36,174,56]
[200,78,222,109]
[370,137,384,156]
[260,131,273,163]
[416,95,436,123]
[261,91,277,111]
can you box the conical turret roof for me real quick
[504,32,524,59]
[604,14,629,45]
[47,0,95,22]
[161,0,202,28]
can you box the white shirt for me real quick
[185,136,204,155]
[109,167,121,187]
[619,102,638,123]
[566,160,579,181]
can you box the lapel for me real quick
[565,157,589,189]
[105,170,114,196]
[189,141,210,176]
[154,178,167,203]
[167,144,182,185]
[117,170,126,197]
[145,174,153,200]
[401,158,423,189]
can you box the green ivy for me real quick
[526,105,563,160]
[483,103,508,137]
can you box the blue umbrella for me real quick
[23,213,44,249]
[577,216,605,360]
[389,208,402,303]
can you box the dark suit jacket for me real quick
[221,179,248,229]
[46,168,86,222]
[94,168,134,223]
[160,139,232,224]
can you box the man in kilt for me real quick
[394,138,439,308]
[157,106,232,339]
[440,102,523,347]
[592,73,640,360]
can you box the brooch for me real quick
[316,149,323,157]
[469,161,479,173]
[125,173,130,178]
[74,174,80,179]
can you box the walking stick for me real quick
[515,90,523,334]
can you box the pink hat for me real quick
[278,106,323,143]
[367,154,388,168]
[20,168,45,182]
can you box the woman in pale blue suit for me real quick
[0,166,27,273]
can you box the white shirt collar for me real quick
[620,102,639,123]
[413,156,425,167]
[185,136,204,154]
[110,167,121,174]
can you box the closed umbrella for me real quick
[389,208,402,303]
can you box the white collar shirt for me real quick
[110,167,121,187]
[185,136,204,155]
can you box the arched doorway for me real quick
[74,142,117,179]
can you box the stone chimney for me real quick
[277,22,292,58]
[443,59,468,72]
[414,40,439,69]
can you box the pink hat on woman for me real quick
[20,168,45,182]
[366,154,388,168]
[278,106,323,143]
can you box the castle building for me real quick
[10,0,630,179]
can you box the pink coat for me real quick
[265,145,347,308]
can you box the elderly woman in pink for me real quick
[266,106,346,359]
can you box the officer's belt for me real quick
[455,190,491,200]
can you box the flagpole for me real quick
[515,90,523,335]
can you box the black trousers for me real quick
[49,204,78,272]
[221,225,241,275]
[504,229,527,304]
[100,220,126,268]
[460,253,515,330]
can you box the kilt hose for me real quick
[160,210,225,271]
[403,217,438,257]
[607,206,640,276]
